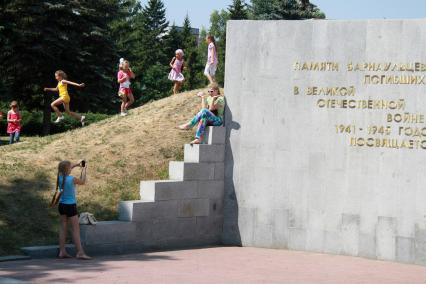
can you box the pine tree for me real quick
[229,0,248,20]
[180,15,203,90]
[0,0,123,134]
[132,0,170,102]
[164,23,183,60]
[250,0,325,20]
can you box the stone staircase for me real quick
[78,126,226,256]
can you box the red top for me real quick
[7,111,21,134]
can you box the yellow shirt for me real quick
[57,81,70,103]
[57,81,68,97]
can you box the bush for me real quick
[0,110,110,136]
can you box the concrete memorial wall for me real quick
[223,19,426,265]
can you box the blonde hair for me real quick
[175,49,184,56]
[119,59,130,71]
[55,70,67,80]
[56,161,71,191]
[208,82,221,95]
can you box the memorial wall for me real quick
[223,20,426,265]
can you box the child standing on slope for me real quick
[117,58,135,116]
[204,35,218,84]
[56,160,91,260]
[7,101,21,144]
[44,70,86,126]
[168,49,185,95]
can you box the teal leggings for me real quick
[190,109,223,139]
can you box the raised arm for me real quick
[62,79,85,88]
[128,68,135,79]
[73,166,87,185]
[44,87,58,92]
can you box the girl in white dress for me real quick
[168,49,185,95]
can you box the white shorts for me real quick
[204,63,217,76]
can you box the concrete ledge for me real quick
[205,126,226,145]
[118,200,153,221]
[80,221,138,246]
[140,180,198,201]
[21,244,76,259]
[132,200,179,222]
[184,144,225,163]
[0,255,31,262]
[169,162,224,181]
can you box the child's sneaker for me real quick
[54,116,64,124]
[120,112,127,117]
[81,116,86,127]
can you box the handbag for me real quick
[79,212,98,225]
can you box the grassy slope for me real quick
[0,90,204,255]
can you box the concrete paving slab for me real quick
[1,247,425,284]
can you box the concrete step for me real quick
[21,244,75,259]
[140,180,225,201]
[0,255,31,262]
[184,144,225,163]
[80,221,137,246]
[118,200,154,221]
[119,198,211,222]
[140,180,198,201]
[169,161,224,181]
[204,126,226,145]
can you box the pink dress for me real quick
[168,58,185,82]
[7,111,21,134]
[117,70,133,96]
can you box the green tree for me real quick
[250,0,325,20]
[180,15,203,90]
[132,0,170,102]
[0,0,123,134]
[228,0,249,20]
[164,23,183,60]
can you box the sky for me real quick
[152,0,426,30]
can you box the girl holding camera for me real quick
[56,160,91,260]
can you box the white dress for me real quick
[168,58,185,82]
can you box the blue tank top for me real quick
[58,175,77,204]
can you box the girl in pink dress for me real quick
[117,58,135,116]
[168,49,185,95]
[7,101,21,144]
[204,35,218,84]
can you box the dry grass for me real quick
[0,89,207,255]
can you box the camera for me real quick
[81,160,86,168]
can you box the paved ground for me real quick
[1,247,426,284]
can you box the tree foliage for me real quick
[250,0,325,20]
[229,0,249,20]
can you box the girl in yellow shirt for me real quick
[44,70,86,125]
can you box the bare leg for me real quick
[58,215,72,258]
[125,93,134,110]
[120,94,128,113]
[64,103,82,121]
[51,98,64,118]
[70,215,91,259]
[173,82,178,95]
